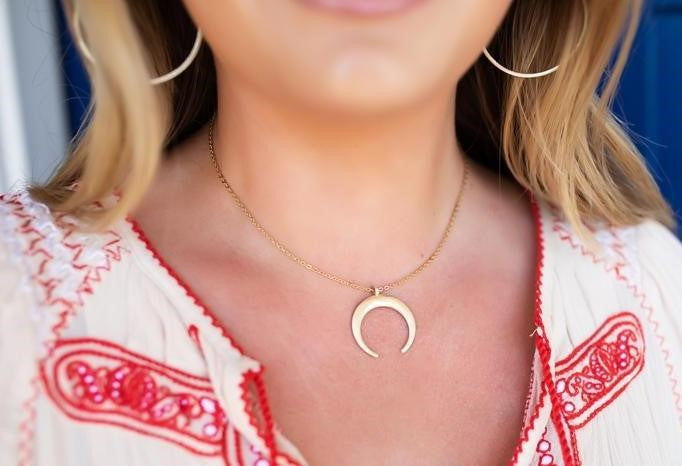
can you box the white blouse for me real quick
[0,187,681,466]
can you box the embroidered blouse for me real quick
[0,188,681,466]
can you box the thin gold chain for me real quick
[208,114,469,295]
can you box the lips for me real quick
[294,0,427,16]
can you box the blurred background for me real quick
[0,0,680,232]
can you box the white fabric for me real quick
[0,188,680,466]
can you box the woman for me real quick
[1,0,680,464]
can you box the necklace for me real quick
[208,114,469,358]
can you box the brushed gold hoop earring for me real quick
[72,4,203,85]
[483,0,588,79]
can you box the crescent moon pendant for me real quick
[351,293,416,358]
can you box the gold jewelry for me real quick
[483,0,588,79]
[208,114,469,358]
[72,3,203,85]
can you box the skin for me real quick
[133,0,537,464]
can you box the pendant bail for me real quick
[373,286,381,296]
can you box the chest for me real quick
[262,326,535,465]
[180,252,537,465]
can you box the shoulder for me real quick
[537,200,682,428]
[0,188,128,294]
[0,189,254,465]
[541,200,682,306]
[0,188,132,365]
[0,188,66,323]
[0,188,140,463]
[631,217,682,285]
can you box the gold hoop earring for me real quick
[483,0,588,79]
[72,4,203,86]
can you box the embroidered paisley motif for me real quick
[555,312,645,429]
[40,338,227,456]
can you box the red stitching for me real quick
[532,199,578,466]
[510,194,560,466]
[510,383,549,465]
[17,377,40,466]
[536,332,577,466]
[521,360,537,424]
[221,424,232,466]
[554,312,645,429]
[1,193,126,466]
[39,338,227,456]
[234,428,245,466]
[49,337,217,383]
[552,213,682,419]
[239,369,280,463]
[556,318,639,374]
[128,217,293,465]
[535,428,556,466]
[188,324,202,351]
[569,429,580,466]
[127,218,247,356]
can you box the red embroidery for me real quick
[509,197,579,466]
[240,369,294,465]
[510,195,560,466]
[535,428,556,466]
[520,360,537,426]
[235,428,245,466]
[536,329,578,465]
[129,218,293,465]
[250,443,273,466]
[552,214,681,418]
[187,324,202,351]
[555,312,645,429]
[1,192,127,466]
[40,338,228,456]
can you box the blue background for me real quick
[616,0,682,229]
[55,0,682,231]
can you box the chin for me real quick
[193,0,507,116]
[295,60,434,116]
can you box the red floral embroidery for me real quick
[240,369,277,458]
[552,212,681,418]
[130,218,299,465]
[535,428,556,466]
[40,338,228,456]
[510,196,568,466]
[555,312,645,429]
[249,443,272,466]
[1,192,128,466]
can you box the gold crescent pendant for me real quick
[351,289,416,358]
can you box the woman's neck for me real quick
[210,72,467,283]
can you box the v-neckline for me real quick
[121,192,554,466]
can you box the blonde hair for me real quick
[31,0,674,233]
